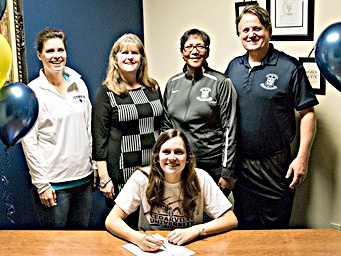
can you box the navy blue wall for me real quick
[0,0,143,229]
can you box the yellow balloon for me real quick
[0,34,12,88]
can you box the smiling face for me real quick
[238,13,271,58]
[181,34,208,75]
[37,38,66,75]
[158,136,188,183]
[115,43,141,75]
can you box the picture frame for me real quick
[299,57,325,95]
[266,0,314,41]
[0,0,28,84]
[235,1,258,36]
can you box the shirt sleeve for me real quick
[218,78,238,178]
[115,171,145,215]
[160,80,173,132]
[200,169,232,218]
[292,64,319,111]
[78,78,94,166]
[91,86,112,161]
[21,108,51,194]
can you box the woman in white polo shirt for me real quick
[22,28,94,229]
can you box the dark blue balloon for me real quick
[315,22,341,92]
[0,0,6,20]
[0,82,39,147]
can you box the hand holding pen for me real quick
[140,227,167,251]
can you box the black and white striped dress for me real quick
[92,85,163,190]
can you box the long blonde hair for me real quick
[103,33,158,95]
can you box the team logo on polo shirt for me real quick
[260,73,278,90]
[196,87,213,101]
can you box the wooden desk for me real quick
[0,229,340,255]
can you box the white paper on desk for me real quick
[122,233,195,256]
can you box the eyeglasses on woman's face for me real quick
[183,44,208,53]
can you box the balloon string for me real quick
[1,148,16,224]
[308,47,314,58]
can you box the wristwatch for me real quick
[99,177,112,188]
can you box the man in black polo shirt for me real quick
[225,5,319,229]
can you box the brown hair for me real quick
[236,5,272,34]
[36,28,66,53]
[146,129,201,219]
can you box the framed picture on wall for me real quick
[299,57,326,95]
[235,1,258,36]
[266,0,314,41]
[0,0,28,84]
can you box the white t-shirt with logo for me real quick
[115,168,232,230]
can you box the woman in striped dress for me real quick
[92,34,163,227]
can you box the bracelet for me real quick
[99,177,112,188]
[193,226,206,236]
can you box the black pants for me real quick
[234,186,295,229]
[234,149,296,229]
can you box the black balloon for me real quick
[0,0,6,20]
[315,22,341,92]
[0,82,39,147]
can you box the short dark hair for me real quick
[36,28,66,53]
[180,28,210,51]
[236,5,272,33]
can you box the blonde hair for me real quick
[103,33,158,95]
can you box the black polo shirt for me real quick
[225,44,318,157]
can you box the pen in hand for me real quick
[140,227,167,250]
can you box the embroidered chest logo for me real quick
[196,87,212,101]
[73,95,86,102]
[260,73,278,90]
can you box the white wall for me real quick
[143,0,341,228]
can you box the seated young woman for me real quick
[105,129,238,252]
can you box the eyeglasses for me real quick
[183,45,208,53]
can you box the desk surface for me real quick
[1,229,340,255]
